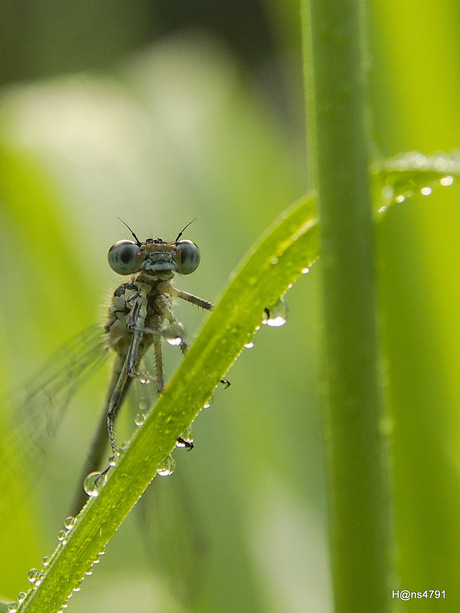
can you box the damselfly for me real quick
[3,221,228,515]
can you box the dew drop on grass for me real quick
[27,569,40,584]
[138,399,148,411]
[176,426,193,448]
[156,454,176,477]
[83,471,108,497]
[57,531,67,544]
[165,322,185,346]
[64,516,76,530]
[108,453,120,467]
[262,297,288,327]
[134,412,146,426]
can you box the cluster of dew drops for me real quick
[7,515,108,613]
[379,149,457,214]
[380,174,455,213]
[8,271,315,612]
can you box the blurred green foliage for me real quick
[0,1,459,612]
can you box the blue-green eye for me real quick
[174,240,200,274]
[108,240,140,275]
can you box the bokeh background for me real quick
[0,1,459,611]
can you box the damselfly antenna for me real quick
[118,218,142,246]
[175,218,198,242]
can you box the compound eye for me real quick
[175,240,200,274]
[108,240,140,275]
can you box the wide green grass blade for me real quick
[17,194,318,612]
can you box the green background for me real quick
[0,1,459,611]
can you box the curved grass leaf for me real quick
[14,151,460,610]
[372,151,460,211]
[17,194,318,612]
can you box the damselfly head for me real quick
[108,237,201,276]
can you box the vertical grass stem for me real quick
[302,1,397,610]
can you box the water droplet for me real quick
[57,530,67,544]
[301,267,310,274]
[138,399,148,411]
[176,426,193,448]
[395,194,405,203]
[270,256,279,265]
[42,556,50,567]
[17,593,26,604]
[72,587,81,593]
[134,412,146,426]
[83,471,108,497]
[204,395,214,409]
[244,341,254,349]
[164,322,185,346]
[262,297,288,327]
[420,186,432,196]
[156,455,176,477]
[109,453,120,467]
[440,175,454,186]
[85,570,93,576]
[27,568,40,583]
[64,516,76,530]
[139,376,151,385]
[7,602,18,612]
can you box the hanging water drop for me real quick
[42,556,50,567]
[7,602,17,612]
[262,297,288,327]
[164,322,185,346]
[57,531,67,544]
[203,395,214,409]
[27,569,40,584]
[17,593,26,604]
[108,453,120,467]
[244,341,254,349]
[134,412,146,426]
[420,186,432,196]
[156,454,176,477]
[138,398,148,411]
[64,516,76,530]
[83,471,108,497]
[176,426,193,448]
